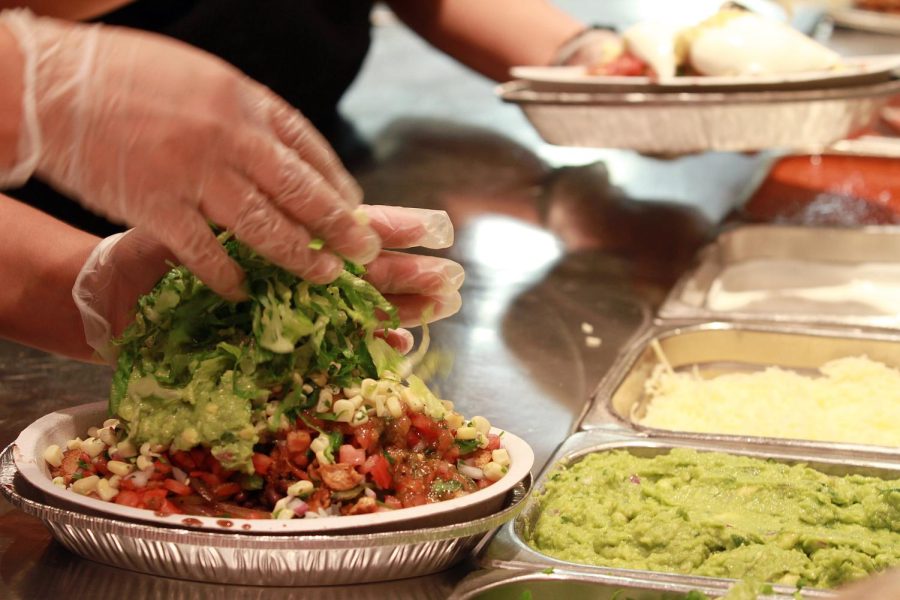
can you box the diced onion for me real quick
[171,466,188,484]
[458,463,484,480]
[127,470,149,488]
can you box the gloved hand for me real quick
[1,9,377,301]
[74,206,463,363]
[552,27,624,68]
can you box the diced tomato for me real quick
[485,434,501,451]
[92,456,110,476]
[156,498,184,515]
[153,460,172,476]
[338,444,366,467]
[114,490,141,508]
[383,495,402,510]
[286,430,311,453]
[213,482,241,498]
[208,456,225,476]
[163,478,193,497]
[363,454,392,490]
[353,421,381,453]
[251,452,274,475]
[410,413,440,442]
[443,446,460,463]
[593,51,649,77]
[406,430,420,449]
[141,488,169,510]
[192,472,222,488]
[190,448,208,468]
[170,450,197,471]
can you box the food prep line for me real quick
[4,3,900,597]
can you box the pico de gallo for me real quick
[44,237,511,519]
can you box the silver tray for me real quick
[583,320,900,454]
[497,79,900,154]
[660,224,900,329]
[480,428,900,599]
[0,444,531,587]
[450,569,765,600]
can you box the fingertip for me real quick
[419,209,454,249]
[297,251,344,284]
[343,227,382,265]
[438,292,463,320]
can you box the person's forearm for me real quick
[386,0,584,81]
[0,1,132,20]
[0,194,99,361]
[0,22,24,173]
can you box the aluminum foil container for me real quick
[497,79,900,154]
[659,225,900,328]
[0,445,531,587]
[582,320,900,454]
[450,569,754,600]
[480,428,900,599]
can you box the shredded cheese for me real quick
[638,355,900,447]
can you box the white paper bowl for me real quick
[13,401,534,534]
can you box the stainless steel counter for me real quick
[2,2,898,598]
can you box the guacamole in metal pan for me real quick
[526,449,900,589]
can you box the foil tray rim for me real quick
[496,78,900,106]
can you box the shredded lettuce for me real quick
[110,238,398,471]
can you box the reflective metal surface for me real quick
[2,1,898,597]
[660,225,900,327]
[450,569,746,600]
[587,321,900,454]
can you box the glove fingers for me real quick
[202,173,343,284]
[155,210,247,301]
[361,205,454,250]
[383,292,462,328]
[374,328,415,355]
[232,134,380,264]
[265,93,363,206]
[365,250,464,296]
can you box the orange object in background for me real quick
[744,97,900,226]
[744,154,900,225]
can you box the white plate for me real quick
[831,8,900,35]
[13,401,534,534]
[510,54,900,92]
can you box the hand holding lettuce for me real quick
[73,206,462,362]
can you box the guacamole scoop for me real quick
[526,448,900,589]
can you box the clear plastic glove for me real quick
[553,27,624,68]
[1,9,377,300]
[74,207,463,363]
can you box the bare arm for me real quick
[0,1,131,20]
[0,194,98,361]
[385,0,585,81]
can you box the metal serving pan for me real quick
[480,428,900,599]
[0,445,531,587]
[450,569,782,600]
[496,79,900,154]
[659,225,900,328]
[582,320,900,453]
